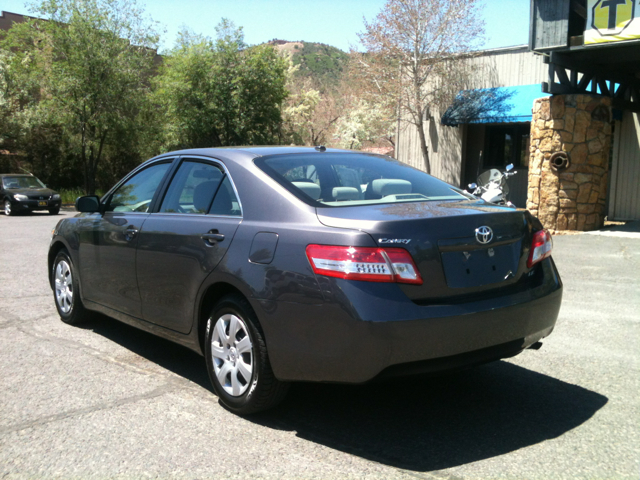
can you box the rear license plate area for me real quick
[441,243,520,288]
[38,201,47,206]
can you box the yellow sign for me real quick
[585,0,640,44]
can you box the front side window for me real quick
[160,160,224,214]
[255,153,467,207]
[107,162,171,213]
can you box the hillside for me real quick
[270,40,349,87]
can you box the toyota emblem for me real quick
[475,226,493,245]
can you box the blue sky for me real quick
[2,0,531,52]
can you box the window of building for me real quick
[484,124,531,169]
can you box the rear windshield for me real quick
[255,153,468,207]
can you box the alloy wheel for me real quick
[210,313,254,397]
[55,260,73,314]
[4,200,10,216]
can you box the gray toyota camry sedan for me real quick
[48,147,562,414]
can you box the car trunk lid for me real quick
[317,200,536,303]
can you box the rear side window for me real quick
[160,161,224,214]
[210,176,241,216]
[255,153,468,207]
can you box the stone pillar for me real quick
[527,94,612,231]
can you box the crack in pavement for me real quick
[1,320,216,439]
[12,322,204,392]
[3,294,51,299]
[0,312,52,329]
[0,383,177,435]
[409,472,466,480]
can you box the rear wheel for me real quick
[4,199,13,216]
[205,294,289,415]
[52,249,90,325]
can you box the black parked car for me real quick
[1,174,61,216]
[48,147,562,414]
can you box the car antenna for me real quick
[315,145,326,152]
[18,166,32,175]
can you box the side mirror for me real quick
[468,183,477,190]
[76,195,101,213]
[506,164,514,172]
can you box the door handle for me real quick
[124,225,139,241]
[202,231,225,245]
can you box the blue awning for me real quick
[441,84,550,127]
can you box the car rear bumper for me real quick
[257,259,562,383]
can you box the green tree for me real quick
[291,42,349,89]
[357,0,485,173]
[153,20,289,150]
[333,98,395,150]
[1,0,160,193]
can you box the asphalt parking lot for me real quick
[0,210,638,479]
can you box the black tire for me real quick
[4,199,13,216]
[52,249,90,325]
[205,294,289,415]
[49,207,60,215]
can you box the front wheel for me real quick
[205,294,289,415]
[52,249,90,325]
[49,207,60,215]
[4,199,13,216]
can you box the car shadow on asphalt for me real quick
[81,313,608,472]
[250,361,608,472]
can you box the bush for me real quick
[58,188,103,204]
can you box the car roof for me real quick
[0,174,34,177]
[152,146,361,166]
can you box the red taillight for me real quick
[527,229,553,268]
[306,245,423,285]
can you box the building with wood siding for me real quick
[396,0,640,225]
[396,45,548,209]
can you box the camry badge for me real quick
[379,238,411,245]
[475,226,493,245]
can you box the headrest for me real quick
[332,187,360,201]
[336,167,361,190]
[292,181,321,200]
[210,185,233,215]
[193,181,216,213]
[372,179,412,197]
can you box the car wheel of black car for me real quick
[205,294,289,415]
[3,199,13,216]
[49,207,60,215]
[52,249,90,325]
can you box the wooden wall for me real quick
[609,111,640,221]
[396,46,548,187]
[529,0,570,51]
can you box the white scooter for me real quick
[468,164,517,208]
